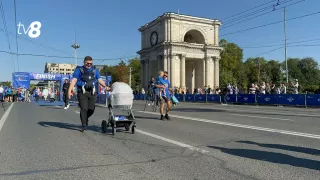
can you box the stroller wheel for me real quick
[110,119,116,135]
[101,120,107,133]
[128,114,134,120]
[131,125,135,134]
[125,125,130,131]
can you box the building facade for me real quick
[137,12,223,90]
[44,63,77,75]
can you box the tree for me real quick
[265,60,281,83]
[284,58,305,84]
[298,57,319,85]
[244,57,268,85]
[0,81,11,87]
[128,57,141,89]
[219,39,244,87]
[113,60,129,83]
[100,65,117,82]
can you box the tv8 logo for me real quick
[17,21,42,38]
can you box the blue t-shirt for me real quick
[155,76,166,85]
[162,79,171,98]
[7,88,12,94]
[72,66,101,88]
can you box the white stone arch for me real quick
[182,28,207,44]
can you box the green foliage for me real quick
[220,39,320,93]
[99,58,141,88]
[0,81,11,87]
[127,58,141,90]
[219,39,244,87]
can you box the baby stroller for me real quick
[101,82,136,135]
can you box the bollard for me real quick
[206,94,208,103]
[305,91,307,108]
[255,94,258,106]
[236,94,238,103]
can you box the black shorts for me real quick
[159,96,171,104]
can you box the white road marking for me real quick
[183,105,320,117]
[0,103,14,132]
[70,109,209,154]
[134,101,320,117]
[137,111,320,140]
[229,113,294,121]
[216,108,319,117]
[136,129,209,153]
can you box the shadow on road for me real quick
[38,121,101,133]
[170,108,225,113]
[134,115,161,120]
[236,141,320,156]
[208,145,320,171]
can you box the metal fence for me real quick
[67,93,320,108]
[133,93,320,107]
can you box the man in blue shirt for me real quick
[68,56,110,132]
[155,71,172,120]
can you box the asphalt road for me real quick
[0,100,319,180]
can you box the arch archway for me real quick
[183,29,205,44]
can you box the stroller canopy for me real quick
[111,82,133,94]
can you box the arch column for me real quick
[145,59,149,88]
[157,55,161,71]
[140,60,145,89]
[180,54,186,88]
[214,57,220,87]
[205,57,210,86]
[211,58,215,88]
[163,55,168,72]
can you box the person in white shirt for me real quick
[0,86,4,101]
[280,83,287,94]
[249,83,256,94]
[293,79,299,94]
[42,87,49,101]
[260,82,266,94]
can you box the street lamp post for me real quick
[71,44,80,65]
[129,67,132,87]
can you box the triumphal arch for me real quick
[137,12,223,90]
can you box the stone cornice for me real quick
[137,42,223,55]
[170,42,223,51]
[139,12,222,32]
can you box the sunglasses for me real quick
[85,63,93,66]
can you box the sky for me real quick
[0,0,319,81]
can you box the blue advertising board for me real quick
[12,72,30,88]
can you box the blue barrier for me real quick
[256,94,278,105]
[176,94,184,102]
[207,94,220,103]
[237,94,255,104]
[122,93,320,107]
[278,94,305,106]
[306,94,320,106]
[195,94,206,102]
[226,94,237,103]
[185,94,194,102]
